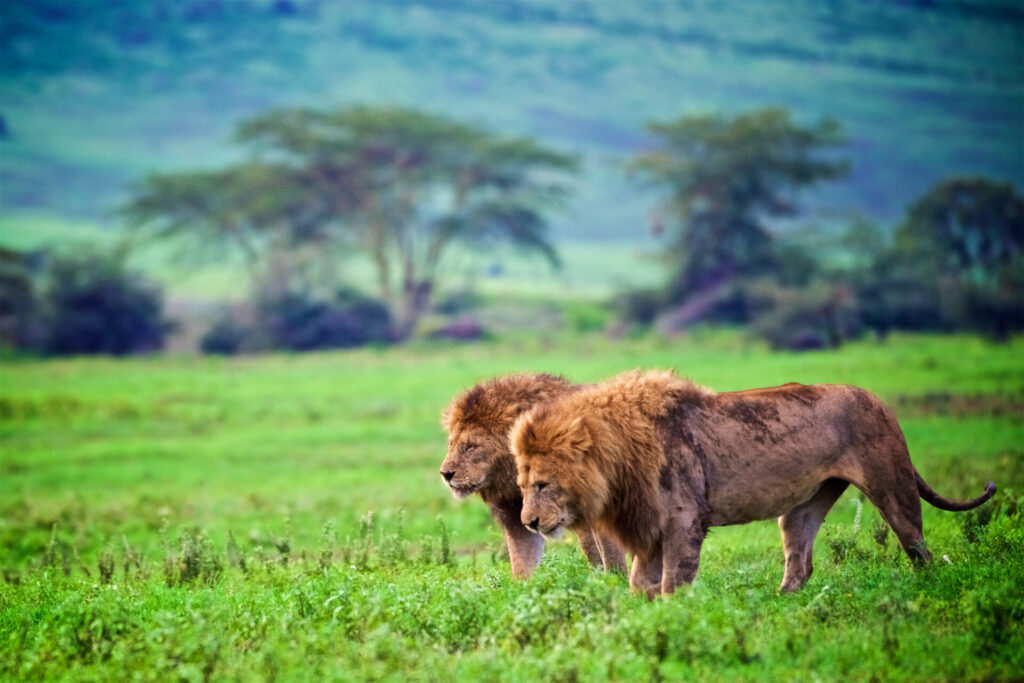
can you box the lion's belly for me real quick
[700,427,844,526]
[706,476,828,526]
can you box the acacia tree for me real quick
[629,108,847,305]
[236,106,574,335]
[122,161,339,298]
[125,105,575,336]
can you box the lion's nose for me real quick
[441,470,456,482]
[527,518,540,531]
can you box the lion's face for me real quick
[517,458,577,538]
[439,428,506,499]
[512,413,594,538]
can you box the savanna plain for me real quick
[1,332,1022,682]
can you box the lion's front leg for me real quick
[576,527,604,568]
[660,511,706,596]
[629,548,663,600]
[577,528,628,574]
[503,522,545,578]
[492,503,545,579]
[596,532,628,574]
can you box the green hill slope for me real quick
[2,0,1022,245]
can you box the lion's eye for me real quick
[534,482,547,492]
[461,443,477,453]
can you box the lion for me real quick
[440,373,627,578]
[510,369,996,597]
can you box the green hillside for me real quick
[2,0,1022,247]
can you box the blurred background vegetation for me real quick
[0,0,1021,354]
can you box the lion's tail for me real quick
[916,472,996,511]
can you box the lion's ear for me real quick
[567,416,592,454]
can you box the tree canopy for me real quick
[630,108,847,302]
[123,105,577,335]
[897,177,1024,280]
[895,177,1024,339]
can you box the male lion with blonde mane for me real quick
[510,369,995,597]
[440,373,626,578]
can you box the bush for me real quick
[958,267,1024,342]
[434,290,483,315]
[612,288,665,326]
[199,317,250,355]
[42,253,170,356]
[0,248,43,349]
[750,284,861,351]
[253,288,392,352]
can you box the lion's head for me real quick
[440,374,572,500]
[511,409,609,538]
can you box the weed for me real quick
[317,521,335,572]
[226,530,248,574]
[97,542,115,584]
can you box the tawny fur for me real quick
[511,369,995,597]
[440,373,626,578]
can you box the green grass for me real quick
[1,332,1022,681]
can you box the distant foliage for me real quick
[41,254,170,356]
[895,178,1024,340]
[612,288,665,327]
[199,288,393,354]
[199,317,250,356]
[124,105,575,339]
[630,108,847,303]
[257,289,392,352]
[750,284,861,351]
[0,248,43,349]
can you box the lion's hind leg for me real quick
[778,478,849,592]
[843,455,932,565]
[856,482,931,564]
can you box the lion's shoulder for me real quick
[576,369,711,420]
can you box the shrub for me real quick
[850,269,954,338]
[42,253,170,356]
[957,267,1024,342]
[750,283,861,350]
[612,288,665,326]
[434,289,483,315]
[255,288,392,352]
[0,248,43,349]
[200,317,250,355]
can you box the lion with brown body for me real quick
[510,370,996,597]
[440,374,626,578]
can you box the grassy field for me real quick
[1,332,1022,681]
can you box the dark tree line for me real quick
[0,250,170,356]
